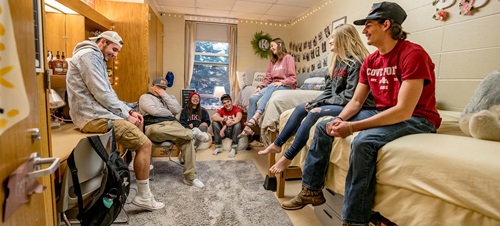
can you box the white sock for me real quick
[228,148,236,158]
[137,179,151,197]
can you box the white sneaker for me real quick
[192,128,209,142]
[132,193,165,210]
[228,148,236,158]
[212,147,223,155]
[128,162,154,171]
[183,178,205,188]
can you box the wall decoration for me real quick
[313,36,318,47]
[433,8,449,20]
[315,47,320,57]
[322,41,327,53]
[332,16,347,30]
[318,31,323,42]
[432,0,455,9]
[323,57,328,67]
[308,40,312,49]
[310,50,315,59]
[250,31,272,59]
[324,25,331,38]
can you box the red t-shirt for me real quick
[359,40,442,128]
[216,105,242,126]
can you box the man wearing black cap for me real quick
[280,2,441,225]
[211,94,243,158]
[138,78,206,188]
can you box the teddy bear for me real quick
[459,70,500,142]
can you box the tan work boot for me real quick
[281,186,326,210]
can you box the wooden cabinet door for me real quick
[0,0,56,225]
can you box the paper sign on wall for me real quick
[0,1,30,136]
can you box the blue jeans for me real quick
[274,102,344,160]
[247,85,290,121]
[300,110,436,225]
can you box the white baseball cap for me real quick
[89,31,123,48]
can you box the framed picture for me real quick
[324,25,331,38]
[332,16,347,30]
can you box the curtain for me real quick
[228,24,238,100]
[184,21,196,88]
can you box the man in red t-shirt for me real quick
[211,94,243,158]
[281,2,442,225]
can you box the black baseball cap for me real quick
[220,94,231,102]
[353,2,407,26]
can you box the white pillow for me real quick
[236,71,245,89]
[304,77,325,84]
[252,72,266,87]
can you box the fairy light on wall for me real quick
[290,0,333,26]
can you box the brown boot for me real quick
[281,186,326,210]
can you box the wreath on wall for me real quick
[251,31,272,59]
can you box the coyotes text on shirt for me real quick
[367,66,398,90]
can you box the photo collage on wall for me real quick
[288,16,346,74]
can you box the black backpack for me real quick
[67,130,130,226]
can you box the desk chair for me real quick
[56,129,128,225]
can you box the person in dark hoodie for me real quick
[180,92,211,150]
[66,31,164,210]
[258,24,375,174]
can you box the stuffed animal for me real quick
[459,70,500,141]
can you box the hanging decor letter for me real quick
[251,31,272,59]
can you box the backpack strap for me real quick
[87,133,112,163]
[66,150,85,221]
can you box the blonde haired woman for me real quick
[259,24,376,173]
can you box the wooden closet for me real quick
[94,0,164,103]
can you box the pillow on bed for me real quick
[309,67,329,78]
[243,68,266,86]
[300,77,326,90]
[236,71,245,89]
[252,72,266,87]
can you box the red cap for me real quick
[188,92,200,101]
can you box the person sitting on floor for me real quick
[138,78,207,188]
[211,94,243,158]
[258,24,375,174]
[180,91,211,150]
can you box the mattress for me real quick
[276,109,500,225]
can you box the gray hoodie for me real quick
[66,40,131,129]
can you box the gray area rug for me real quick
[120,160,293,226]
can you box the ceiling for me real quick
[149,0,326,22]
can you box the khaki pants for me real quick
[145,121,197,180]
[82,118,147,151]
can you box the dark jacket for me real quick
[180,107,211,129]
[308,55,375,109]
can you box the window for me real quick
[189,41,230,107]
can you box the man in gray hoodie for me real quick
[66,31,164,210]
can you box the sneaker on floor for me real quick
[212,147,223,155]
[128,163,154,172]
[228,148,236,158]
[132,193,165,210]
[183,178,205,188]
[192,128,209,142]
